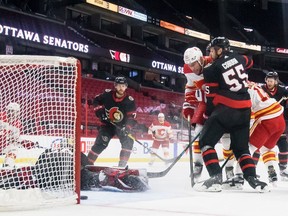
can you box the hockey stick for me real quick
[188,115,195,187]
[108,121,175,163]
[147,131,201,178]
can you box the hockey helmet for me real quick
[114,76,128,86]
[158,113,165,118]
[265,71,278,80]
[183,47,203,66]
[7,102,20,112]
[206,42,211,55]
[210,37,230,51]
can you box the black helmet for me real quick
[210,37,230,51]
[114,76,128,86]
[206,42,211,55]
[265,71,278,80]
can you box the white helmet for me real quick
[158,113,165,118]
[7,102,20,112]
[183,47,203,66]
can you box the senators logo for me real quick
[107,107,124,123]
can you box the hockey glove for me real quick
[120,126,131,137]
[182,102,195,120]
[95,107,108,121]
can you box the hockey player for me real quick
[223,82,286,189]
[249,83,286,185]
[147,113,173,165]
[87,77,137,167]
[0,102,22,167]
[198,36,268,192]
[0,138,74,190]
[81,153,149,192]
[182,46,235,181]
[182,46,213,180]
[260,71,288,180]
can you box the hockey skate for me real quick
[279,164,288,181]
[246,176,269,193]
[222,173,244,190]
[195,173,222,192]
[268,165,277,186]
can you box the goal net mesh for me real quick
[0,55,81,210]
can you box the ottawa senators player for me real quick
[81,153,149,192]
[147,113,173,165]
[87,77,137,167]
[182,46,213,180]
[198,37,268,192]
[260,71,288,181]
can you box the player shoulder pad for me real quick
[128,96,134,101]
[105,89,112,93]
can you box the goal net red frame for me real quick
[0,55,82,210]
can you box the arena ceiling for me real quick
[130,0,288,48]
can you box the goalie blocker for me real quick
[81,153,149,192]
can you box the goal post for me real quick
[0,55,82,210]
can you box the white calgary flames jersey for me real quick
[184,64,206,104]
[248,84,283,121]
[0,112,21,152]
[148,120,172,141]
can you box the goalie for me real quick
[81,153,149,192]
[0,138,74,190]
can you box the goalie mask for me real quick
[7,102,20,112]
[6,102,20,119]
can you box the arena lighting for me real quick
[243,27,254,32]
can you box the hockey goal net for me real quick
[0,55,81,210]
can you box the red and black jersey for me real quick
[203,52,253,115]
[93,89,136,127]
[261,84,288,107]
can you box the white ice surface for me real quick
[3,161,288,216]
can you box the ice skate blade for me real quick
[194,183,222,192]
[255,185,270,193]
[222,183,243,190]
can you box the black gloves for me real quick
[120,126,131,137]
[95,107,108,121]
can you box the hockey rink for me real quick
[4,160,288,216]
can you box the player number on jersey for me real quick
[222,64,248,92]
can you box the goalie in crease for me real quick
[81,153,149,192]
